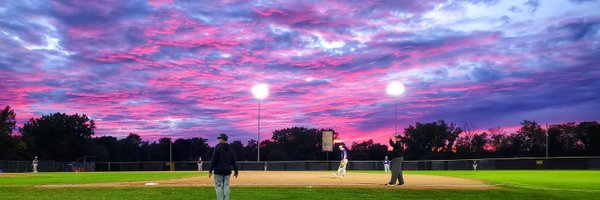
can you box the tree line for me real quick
[0,105,598,162]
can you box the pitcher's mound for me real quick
[42,171,494,190]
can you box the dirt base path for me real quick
[39,171,494,190]
[0,173,31,177]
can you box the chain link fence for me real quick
[0,161,70,172]
[2,156,599,172]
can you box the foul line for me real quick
[495,182,600,193]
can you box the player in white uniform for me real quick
[333,145,348,178]
[197,157,203,171]
[32,156,39,173]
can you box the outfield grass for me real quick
[406,170,600,191]
[1,170,599,199]
[0,171,202,186]
[0,186,563,200]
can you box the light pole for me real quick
[546,122,549,158]
[252,84,269,162]
[386,81,405,136]
[169,138,173,171]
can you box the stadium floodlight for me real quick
[252,84,269,162]
[386,81,405,97]
[387,81,405,136]
[252,84,269,100]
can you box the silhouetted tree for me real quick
[402,120,462,160]
[173,138,191,161]
[170,137,207,161]
[455,133,489,158]
[20,113,95,161]
[548,123,583,156]
[230,140,246,161]
[455,135,474,158]
[8,116,600,162]
[190,137,211,161]
[370,143,389,161]
[270,127,332,160]
[245,139,258,161]
[577,121,600,156]
[89,136,116,161]
[350,140,388,160]
[350,141,371,160]
[264,127,338,160]
[513,120,546,156]
[268,150,289,161]
[0,105,24,160]
[488,131,512,157]
[0,105,16,136]
[455,122,489,158]
[261,140,278,161]
[471,132,489,157]
[117,133,146,161]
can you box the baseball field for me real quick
[0,170,599,199]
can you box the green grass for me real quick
[1,170,599,199]
[406,170,600,191]
[0,171,203,186]
[0,186,561,200]
[357,170,600,191]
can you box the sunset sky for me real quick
[1,0,599,144]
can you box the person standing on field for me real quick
[197,157,203,171]
[332,145,348,178]
[386,136,404,186]
[209,134,238,200]
[32,156,39,173]
[383,156,390,173]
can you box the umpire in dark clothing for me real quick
[387,135,404,186]
[209,133,238,200]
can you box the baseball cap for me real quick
[217,133,228,141]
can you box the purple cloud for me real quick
[1,0,599,145]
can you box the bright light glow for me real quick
[252,84,269,99]
[386,81,405,96]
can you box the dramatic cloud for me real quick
[1,0,599,144]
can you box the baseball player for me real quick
[32,156,39,173]
[332,145,348,178]
[197,157,203,171]
[383,156,390,173]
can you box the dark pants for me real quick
[388,157,404,185]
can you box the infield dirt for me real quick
[39,171,494,190]
[0,173,31,177]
